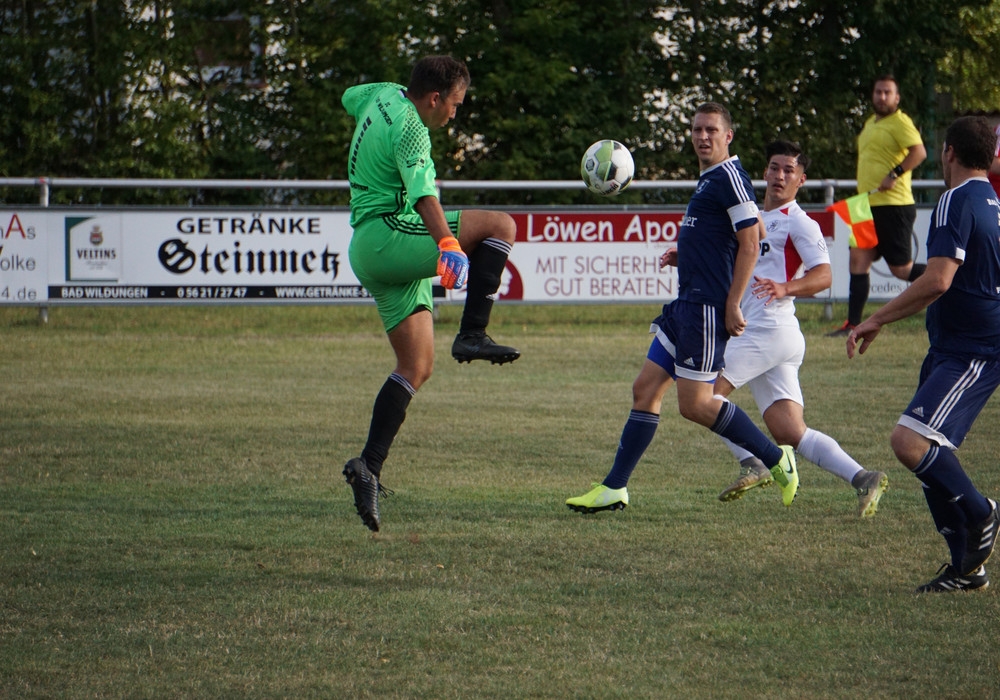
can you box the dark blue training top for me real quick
[926,177,1000,358]
[676,156,760,309]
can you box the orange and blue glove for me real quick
[436,236,469,290]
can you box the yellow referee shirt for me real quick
[856,110,923,206]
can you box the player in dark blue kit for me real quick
[848,115,1000,592]
[567,102,799,513]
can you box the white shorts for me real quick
[720,323,805,414]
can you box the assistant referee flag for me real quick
[827,192,877,249]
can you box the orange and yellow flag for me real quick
[826,192,877,249]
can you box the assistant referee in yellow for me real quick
[828,74,927,336]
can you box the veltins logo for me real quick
[65,216,122,282]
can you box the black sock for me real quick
[361,373,415,478]
[460,238,511,335]
[908,263,927,282]
[847,273,869,326]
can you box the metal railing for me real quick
[0,176,946,206]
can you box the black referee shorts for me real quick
[871,204,917,266]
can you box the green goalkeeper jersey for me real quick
[342,82,440,228]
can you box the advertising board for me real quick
[0,207,929,306]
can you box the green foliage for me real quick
[662,0,986,199]
[436,1,674,206]
[0,0,993,206]
[936,0,1000,112]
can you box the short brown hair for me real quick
[873,74,899,91]
[695,102,733,130]
[408,56,470,99]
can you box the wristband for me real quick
[890,165,904,179]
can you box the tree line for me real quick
[1,0,996,207]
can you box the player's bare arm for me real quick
[879,143,928,192]
[846,255,958,358]
[752,263,831,304]
[414,195,454,245]
[726,221,761,336]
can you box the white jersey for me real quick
[740,200,829,329]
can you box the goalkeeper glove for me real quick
[436,236,469,289]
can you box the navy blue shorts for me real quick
[897,350,1000,449]
[647,299,728,382]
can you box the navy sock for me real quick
[912,444,991,524]
[602,410,659,489]
[921,482,967,570]
[361,373,415,478]
[710,400,782,468]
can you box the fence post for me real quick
[38,177,49,323]
[822,181,836,321]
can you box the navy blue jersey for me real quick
[925,178,1000,358]
[677,156,760,308]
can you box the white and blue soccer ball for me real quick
[580,139,635,196]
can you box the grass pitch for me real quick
[2,302,999,698]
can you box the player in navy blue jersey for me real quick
[848,115,1000,593]
[566,102,799,514]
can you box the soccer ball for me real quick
[580,140,635,196]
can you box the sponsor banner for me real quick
[502,211,683,303]
[0,211,45,303]
[49,284,371,301]
[65,216,123,281]
[52,212,353,289]
[446,210,834,303]
[6,210,362,304]
[1,206,927,306]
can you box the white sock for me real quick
[719,435,754,463]
[796,427,864,484]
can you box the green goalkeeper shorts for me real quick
[348,210,462,333]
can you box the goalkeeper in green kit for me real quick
[341,55,520,532]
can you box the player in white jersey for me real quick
[712,140,888,516]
